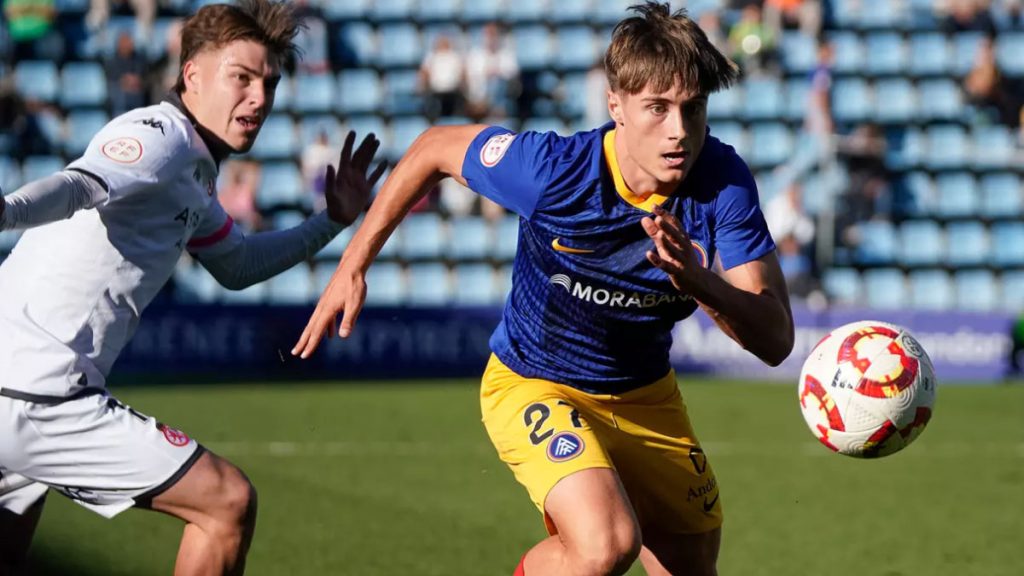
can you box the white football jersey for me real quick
[0,102,240,398]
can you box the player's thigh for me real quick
[0,391,204,519]
[639,527,721,576]
[480,356,616,531]
[544,467,641,559]
[606,376,723,535]
[149,450,256,529]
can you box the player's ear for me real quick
[182,60,201,94]
[607,90,624,126]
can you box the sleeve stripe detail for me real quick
[187,216,234,249]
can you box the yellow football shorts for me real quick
[480,354,723,535]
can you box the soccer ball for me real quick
[798,320,936,458]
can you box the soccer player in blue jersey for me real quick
[295,3,794,575]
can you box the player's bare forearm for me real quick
[690,259,794,366]
[339,125,486,273]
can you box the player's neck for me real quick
[611,129,679,199]
[167,91,234,165]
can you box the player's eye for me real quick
[649,104,667,115]
[233,73,250,84]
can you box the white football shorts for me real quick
[0,388,203,518]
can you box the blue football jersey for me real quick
[462,122,775,393]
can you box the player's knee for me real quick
[572,521,642,576]
[208,461,257,533]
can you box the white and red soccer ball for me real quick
[798,321,936,458]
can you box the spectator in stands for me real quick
[937,0,998,34]
[86,0,155,41]
[763,0,822,37]
[834,123,892,250]
[964,35,1024,140]
[728,3,780,76]
[218,160,263,233]
[465,22,519,121]
[697,10,728,54]
[292,0,329,74]
[302,130,335,211]
[419,34,466,120]
[785,39,834,181]
[3,0,60,63]
[0,77,52,159]
[764,181,817,298]
[148,18,183,104]
[106,31,147,116]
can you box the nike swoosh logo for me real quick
[702,493,719,513]
[551,238,595,254]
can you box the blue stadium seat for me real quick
[399,212,446,260]
[493,215,519,260]
[854,220,896,266]
[317,223,356,261]
[453,263,499,305]
[448,216,492,261]
[21,156,64,183]
[925,125,969,170]
[461,0,503,22]
[60,62,107,108]
[832,77,871,123]
[908,269,954,311]
[709,122,747,158]
[388,116,431,159]
[780,32,816,74]
[748,123,793,168]
[337,69,383,116]
[742,77,783,121]
[897,220,943,267]
[322,0,371,20]
[952,32,984,75]
[707,86,743,121]
[873,78,915,124]
[423,24,465,54]
[369,0,416,21]
[219,281,268,305]
[996,32,1024,75]
[887,127,925,169]
[783,79,809,123]
[506,0,547,23]
[559,72,589,119]
[555,26,598,71]
[173,262,220,304]
[991,222,1024,268]
[1001,271,1024,310]
[292,73,334,114]
[256,162,305,210]
[551,0,590,23]
[416,0,460,22]
[521,117,569,135]
[980,173,1022,219]
[829,32,864,74]
[377,24,422,69]
[908,33,951,77]
[299,115,343,150]
[513,25,553,70]
[14,61,58,103]
[917,79,963,121]
[383,70,424,117]
[272,73,292,112]
[594,0,631,25]
[864,33,906,76]
[0,158,22,192]
[364,262,406,306]
[267,266,314,305]
[862,268,908,310]
[945,221,989,267]
[955,270,998,312]
[497,263,514,297]
[821,267,862,307]
[972,125,1015,169]
[333,23,376,68]
[270,211,305,232]
[64,110,109,157]
[901,171,935,216]
[406,263,451,306]
[934,172,979,218]
[859,0,904,29]
[248,114,297,160]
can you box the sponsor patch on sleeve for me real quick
[480,133,516,167]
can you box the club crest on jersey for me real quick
[158,423,191,447]
[480,133,516,167]
[102,137,144,163]
[547,432,584,462]
[690,240,709,268]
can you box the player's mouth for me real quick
[236,115,262,133]
[662,150,688,168]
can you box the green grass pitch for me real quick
[25,380,1024,575]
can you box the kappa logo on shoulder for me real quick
[480,133,516,167]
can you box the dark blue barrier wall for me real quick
[117,304,1015,383]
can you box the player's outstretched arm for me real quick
[642,204,794,366]
[292,124,488,359]
[193,132,386,290]
[0,171,108,232]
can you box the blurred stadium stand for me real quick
[1,0,1022,314]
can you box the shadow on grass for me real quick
[25,543,128,576]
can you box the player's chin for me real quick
[231,135,259,154]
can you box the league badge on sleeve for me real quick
[481,133,516,167]
[102,137,144,164]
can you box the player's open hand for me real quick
[641,204,702,293]
[324,131,387,226]
[292,263,366,358]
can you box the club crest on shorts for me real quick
[547,431,584,462]
[158,423,190,447]
[480,133,516,167]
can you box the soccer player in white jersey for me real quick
[0,1,384,574]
